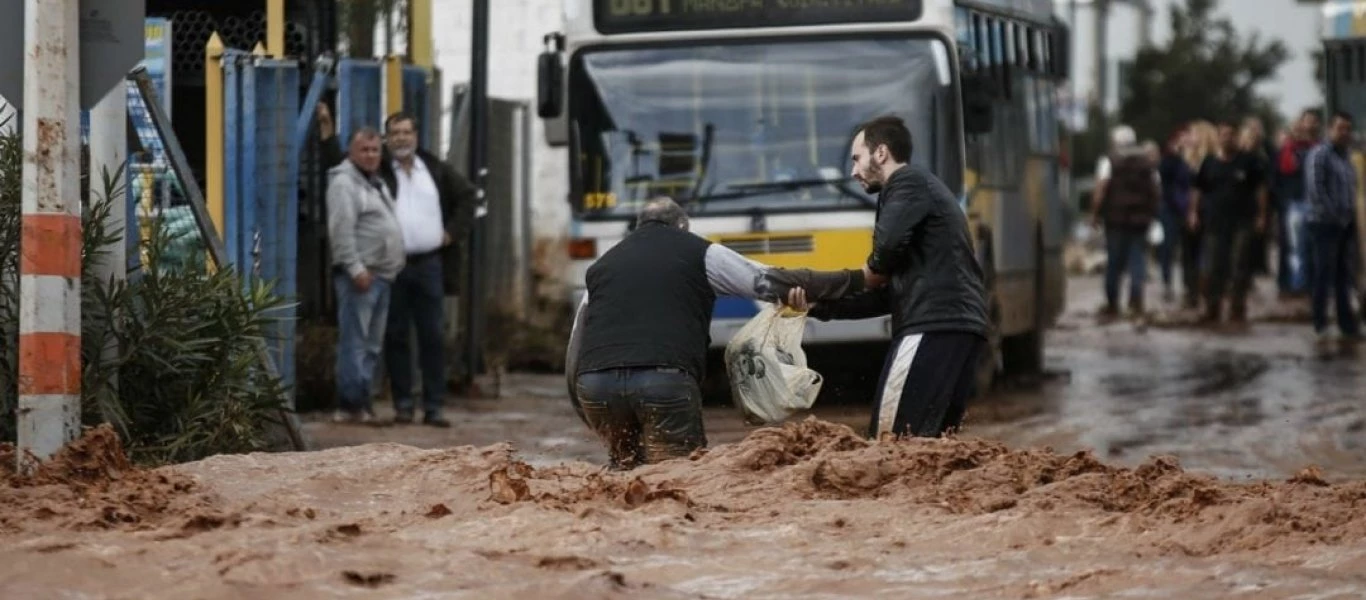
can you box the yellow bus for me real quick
[538,0,1070,398]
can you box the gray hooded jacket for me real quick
[326,159,406,281]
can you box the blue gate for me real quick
[223,52,301,393]
[336,59,384,144]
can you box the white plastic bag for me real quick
[724,303,823,425]
[1147,220,1165,246]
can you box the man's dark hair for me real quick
[856,115,913,163]
[1215,118,1239,130]
[385,111,419,131]
[1302,107,1322,120]
[1332,111,1354,125]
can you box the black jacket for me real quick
[810,164,990,339]
[377,148,478,295]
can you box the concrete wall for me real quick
[430,0,571,298]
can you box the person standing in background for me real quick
[1275,108,1323,297]
[326,128,406,423]
[1303,112,1362,343]
[1189,119,1269,325]
[1240,117,1276,282]
[377,112,477,428]
[1158,128,1196,307]
[1091,125,1160,319]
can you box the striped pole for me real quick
[17,0,83,464]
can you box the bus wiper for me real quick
[694,177,875,207]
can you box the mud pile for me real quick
[494,418,1366,557]
[2,418,1365,598]
[0,424,222,535]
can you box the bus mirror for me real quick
[537,50,564,118]
[962,75,995,134]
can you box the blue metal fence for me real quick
[337,59,383,144]
[223,53,301,395]
[401,65,433,150]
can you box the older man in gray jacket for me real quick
[327,127,406,423]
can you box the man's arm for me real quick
[1305,146,1330,215]
[807,287,892,321]
[564,292,589,426]
[436,156,478,246]
[866,177,932,276]
[704,244,865,303]
[326,178,366,278]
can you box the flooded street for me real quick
[5,273,1366,599]
[304,273,1366,483]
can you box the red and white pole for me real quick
[17,0,82,464]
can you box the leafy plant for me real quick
[0,115,292,465]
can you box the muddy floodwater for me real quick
[3,275,1366,598]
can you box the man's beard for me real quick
[862,162,884,193]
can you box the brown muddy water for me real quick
[3,275,1365,598]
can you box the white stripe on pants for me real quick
[876,333,924,438]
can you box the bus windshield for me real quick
[569,36,956,219]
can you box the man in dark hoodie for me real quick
[788,115,990,440]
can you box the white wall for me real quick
[430,0,571,291]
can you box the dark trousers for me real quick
[1180,225,1203,305]
[1104,226,1148,310]
[384,252,447,417]
[1202,221,1255,316]
[870,331,985,439]
[576,366,706,469]
[1309,221,1361,335]
[1156,210,1179,288]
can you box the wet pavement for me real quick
[302,273,1366,482]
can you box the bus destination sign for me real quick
[594,0,923,35]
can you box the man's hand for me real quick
[443,231,452,247]
[785,287,811,312]
[1255,213,1268,234]
[862,265,888,289]
[352,270,373,292]
[1187,210,1200,231]
[317,102,335,141]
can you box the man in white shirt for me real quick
[378,112,476,427]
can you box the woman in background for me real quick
[1240,117,1277,281]
[1158,126,1197,307]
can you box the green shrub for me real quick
[0,117,292,465]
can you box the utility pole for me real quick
[1092,0,1109,112]
[17,0,82,465]
[464,0,489,397]
[89,81,128,405]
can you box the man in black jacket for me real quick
[790,115,990,440]
[376,112,477,426]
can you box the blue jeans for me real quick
[575,367,706,470]
[1104,227,1148,309]
[384,253,447,418]
[1279,200,1311,293]
[334,271,392,413]
[1308,221,1361,335]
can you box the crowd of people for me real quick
[1089,109,1361,340]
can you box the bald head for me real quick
[636,197,689,231]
